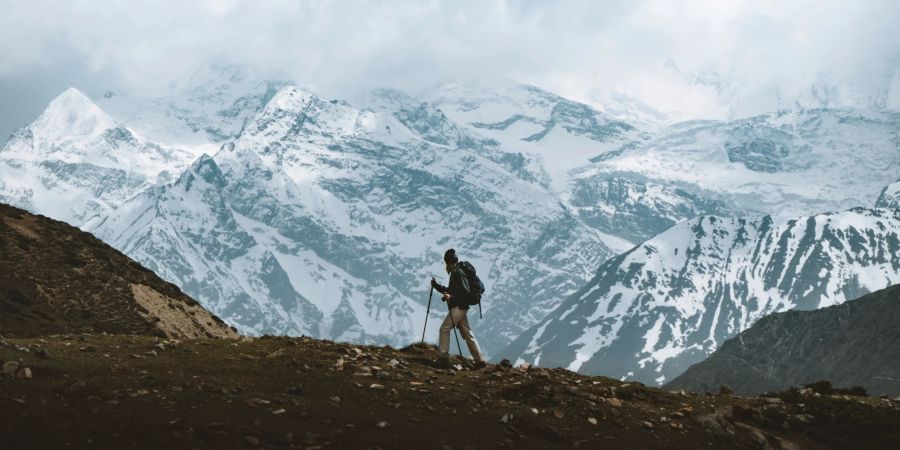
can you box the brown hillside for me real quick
[0,203,237,339]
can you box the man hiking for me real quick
[430,248,486,369]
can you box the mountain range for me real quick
[502,208,900,385]
[1,63,898,382]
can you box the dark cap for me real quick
[444,248,458,264]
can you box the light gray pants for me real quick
[438,306,485,362]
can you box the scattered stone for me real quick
[719,385,735,396]
[2,360,20,376]
[285,386,303,396]
[387,358,401,368]
[764,397,783,405]
[606,398,623,408]
[17,367,32,379]
[641,421,654,430]
[370,383,385,390]
[330,396,341,403]
[587,417,598,425]
[788,414,814,430]
[265,348,287,359]
[531,408,540,415]
[247,398,271,407]
[376,421,389,428]
[244,436,260,445]
[500,414,513,424]
[552,409,564,419]
[498,359,513,369]
[271,408,286,415]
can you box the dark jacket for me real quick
[434,266,470,310]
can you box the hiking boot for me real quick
[434,356,451,369]
[472,360,487,370]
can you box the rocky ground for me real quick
[1,334,898,450]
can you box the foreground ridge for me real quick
[1,334,897,449]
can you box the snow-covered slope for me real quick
[574,108,900,233]
[87,85,615,353]
[0,88,196,225]
[425,84,648,190]
[502,208,900,386]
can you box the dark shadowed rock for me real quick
[667,284,900,396]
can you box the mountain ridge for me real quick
[502,207,900,385]
[666,283,900,396]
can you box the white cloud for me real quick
[0,0,897,137]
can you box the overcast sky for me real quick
[1,0,898,141]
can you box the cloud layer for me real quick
[1,0,898,139]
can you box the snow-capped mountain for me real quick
[502,208,900,386]
[86,85,615,353]
[573,108,900,235]
[0,88,196,225]
[3,69,898,362]
[429,83,900,245]
[425,83,648,190]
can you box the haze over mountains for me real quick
[1,63,898,385]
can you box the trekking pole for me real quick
[447,303,464,358]
[421,286,434,343]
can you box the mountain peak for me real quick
[32,87,117,138]
[265,85,317,112]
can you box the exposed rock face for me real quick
[0,202,237,339]
[666,284,900,396]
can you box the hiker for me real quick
[430,248,486,369]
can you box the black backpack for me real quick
[457,261,485,316]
